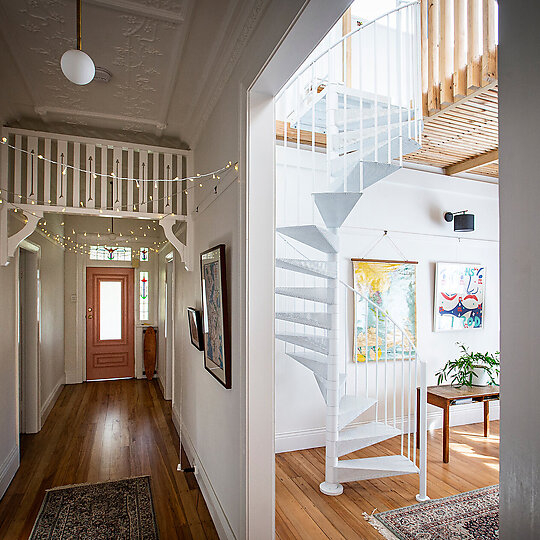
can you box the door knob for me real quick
[88,314,93,319]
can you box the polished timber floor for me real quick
[275,420,500,540]
[0,379,218,539]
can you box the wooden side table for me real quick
[416,384,499,463]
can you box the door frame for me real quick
[85,266,135,380]
[245,1,351,535]
[67,246,158,384]
[16,241,41,435]
[163,252,175,400]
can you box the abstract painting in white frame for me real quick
[434,262,485,332]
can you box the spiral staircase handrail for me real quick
[277,1,421,99]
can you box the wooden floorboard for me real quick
[0,379,217,539]
[275,421,499,539]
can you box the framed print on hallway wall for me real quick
[200,244,231,388]
[187,307,204,351]
[434,262,485,331]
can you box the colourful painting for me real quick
[200,245,231,388]
[434,262,485,331]
[353,259,417,362]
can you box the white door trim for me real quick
[17,242,41,435]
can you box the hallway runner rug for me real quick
[29,476,159,539]
[364,484,499,540]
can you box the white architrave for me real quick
[7,209,44,259]
[0,203,7,266]
[159,215,192,270]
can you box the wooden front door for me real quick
[86,267,135,380]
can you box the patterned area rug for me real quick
[29,476,159,539]
[364,485,499,540]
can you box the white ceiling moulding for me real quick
[34,107,167,133]
[190,0,267,146]
[85,0,186,23]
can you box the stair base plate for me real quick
[319,482,344,496]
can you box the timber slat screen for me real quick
[422,0,497,117]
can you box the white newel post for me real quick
[416,360,429,502]
[320,230,343,495]
[0,131,7,266]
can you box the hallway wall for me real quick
[30,215,66,423]
[171,1,315,538]
[0,261,18,499]
[499,1,540,536]
[0,213,65,499]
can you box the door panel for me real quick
[86,267,134,380]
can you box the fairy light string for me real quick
[1,136,238,184]
[1,137,240,255]
[32,217,169,257]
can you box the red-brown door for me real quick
[86,267,134,380]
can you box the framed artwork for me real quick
[200,244,231,388]
[352,259,417,362]
[187,307,204,351]
[434,262,485,331]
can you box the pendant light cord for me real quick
[77,0,82,51]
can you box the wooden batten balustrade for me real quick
[0,127,190,217]
[421,0,497,116]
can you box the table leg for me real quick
[443,403,450,463]
[484,400,490,437]
[416,388,420,449]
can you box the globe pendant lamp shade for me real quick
[61,49,95,85]
[61,0,94,85]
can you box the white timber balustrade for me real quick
[0,126,192,266]
[275,1,428,500]
[1,127,189,216]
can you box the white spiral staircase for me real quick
[275,2,428,500]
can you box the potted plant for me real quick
[436,343,500,387]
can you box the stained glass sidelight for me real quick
[140,271,149,321]
[139,247,149,262]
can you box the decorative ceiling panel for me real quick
[0,0,269,146]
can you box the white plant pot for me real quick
[472,366,492,386]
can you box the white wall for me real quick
[0,216,65,498]
[29,219,66,423]
[171,1,335,537]
[499,1,540,536]
[275,151,500,451]
[0,260,19,498]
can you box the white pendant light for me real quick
[61,0,95,85]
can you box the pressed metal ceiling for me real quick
[0,0,267,148]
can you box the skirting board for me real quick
[40,376,65,426]
[174,411,236,540]
[276,401,500,453]
[0,446,19,500]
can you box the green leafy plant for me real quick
[436,343,500,387]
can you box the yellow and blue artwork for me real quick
[353,259,417,363]
[434,262,485,331]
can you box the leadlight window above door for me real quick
[89,246,132,261]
